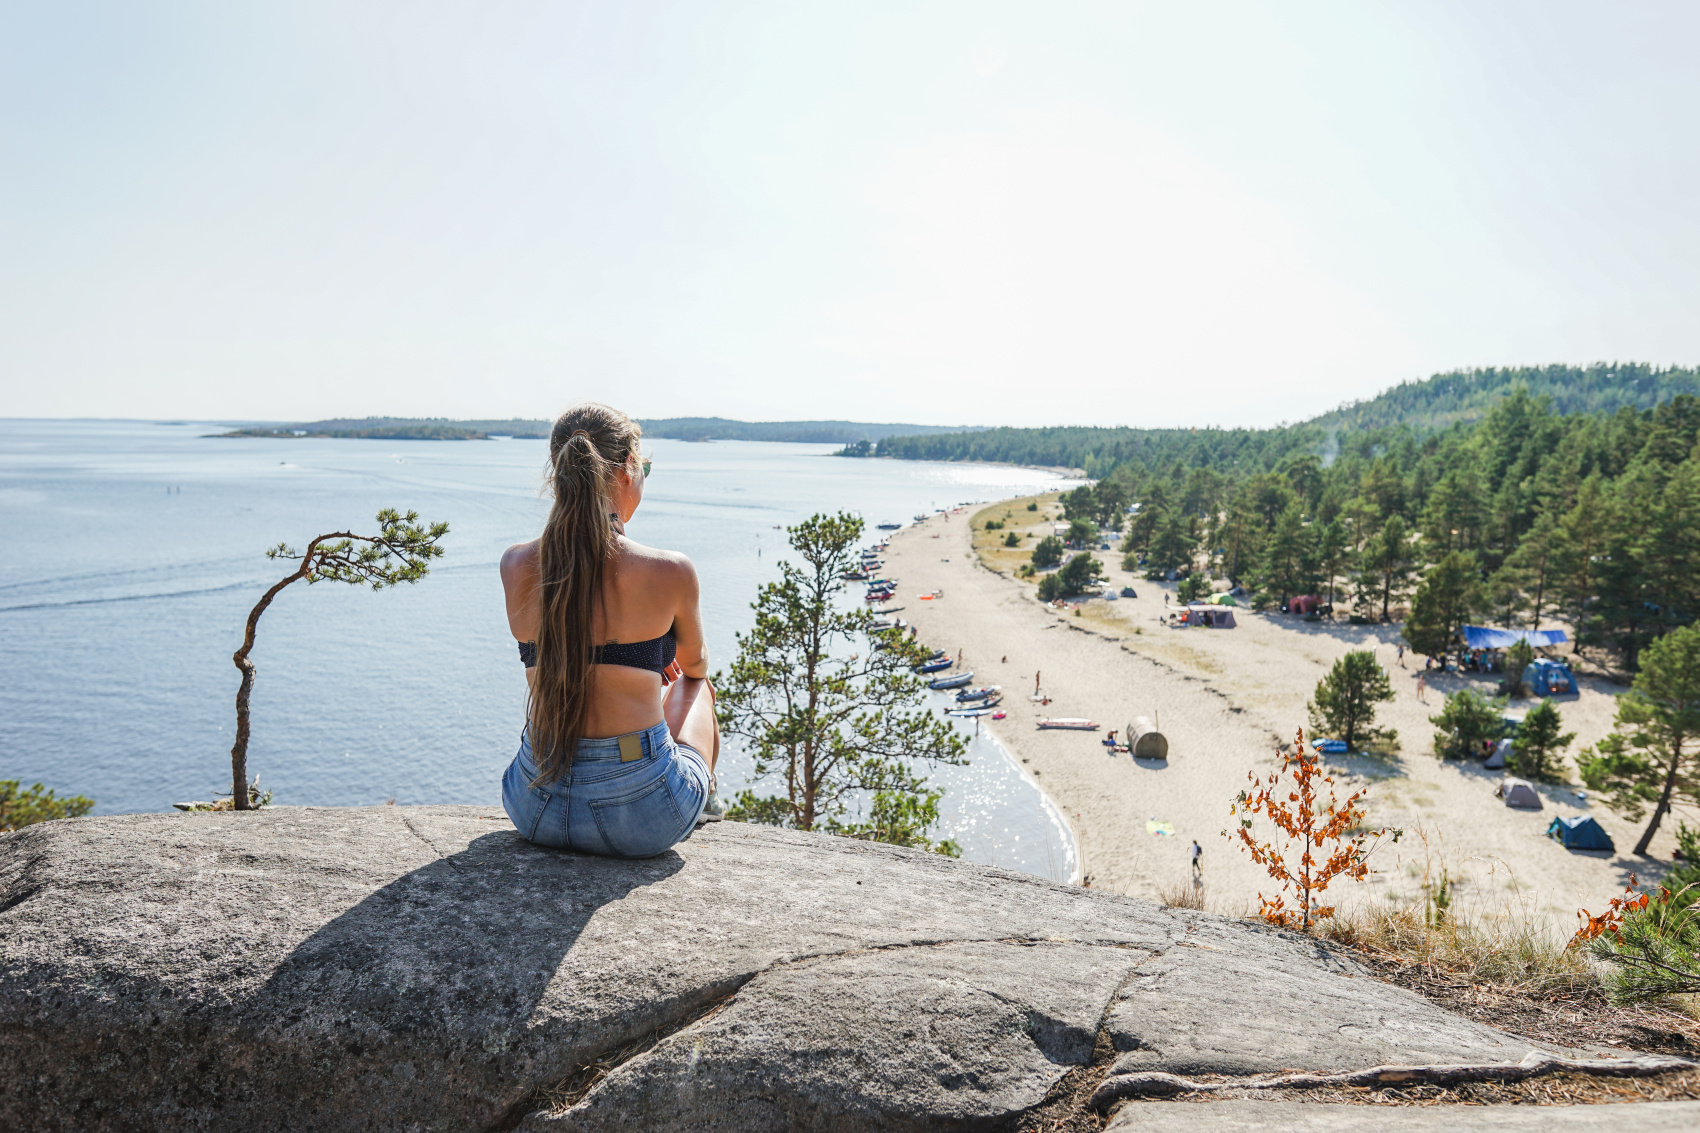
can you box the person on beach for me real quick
[1190,840,1203,879]
[1416,673,1428,703]
[499,403,723,857]
[1397,643,1405,666]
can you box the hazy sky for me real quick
[4,2,1699,427]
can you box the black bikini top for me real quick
[518,629,677,676]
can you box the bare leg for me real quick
[664,677,719,775]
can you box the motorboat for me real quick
[1037,718,1099,730]
[876,523,902,530]
[954,685,1001,702]
[928,671,975,690]
[914,657,955,674]
[948,705,999,718]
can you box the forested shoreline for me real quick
[1056,388,1700,675]
[873,366,1700,676]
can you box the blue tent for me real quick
[1523,658,1575,696]
[1461,625,1569,650]
[1547,815,1614,852]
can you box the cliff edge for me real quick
[0,807,1679,1131]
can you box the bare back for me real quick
[500,533,708,738]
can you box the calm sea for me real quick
[0,420,1078,881]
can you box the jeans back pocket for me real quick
[587,774,686,858]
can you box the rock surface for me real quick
[1106,1099,1700,1131]
[0,807,1587,1131]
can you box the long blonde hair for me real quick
[531,402,642,784]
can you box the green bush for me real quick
[984,519,1004,531]
[1003,532,1020,547]
[1429,689,1508,760]
[1031,536,1065,568]
[1038,553,1105,601]
[1503,639,1535,697]
[0,781,94,831]
[1177,572,1211,604]
[1121,552,1140,572]
[1510,699,1575,781]
[1026,501,1039,511]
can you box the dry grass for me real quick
[969,494,1062,576]
[1159,877,1209,910]
[1315,901,1700,1058]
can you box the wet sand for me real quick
[882,498,1680,929]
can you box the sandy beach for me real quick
[882,494,1686,931]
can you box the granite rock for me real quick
[0,806,1568,1131]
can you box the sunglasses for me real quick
[635,453,652,478]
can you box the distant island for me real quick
[220,416,983,444]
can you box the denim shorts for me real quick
[502,720,710,858]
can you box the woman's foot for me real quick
[697,777,727,824]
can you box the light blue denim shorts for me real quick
[503,720,709,858]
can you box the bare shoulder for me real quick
[619,538,697,588]
[499,539,539,584]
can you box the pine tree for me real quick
[1510,700,1575,781]
[1579,624,1700,856]
[1307,651,1394,750]
[717,512,967,853]
[1357,515,1417,622]
[230,509,447,809]
[1403,551,1484,660]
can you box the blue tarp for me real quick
[1461,625,1569,650]
[1547,815,1614,852]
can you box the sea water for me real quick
[0,419,1079,880]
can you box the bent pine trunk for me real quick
[1633,736,1687,857]
[230,566,309,809]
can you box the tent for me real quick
[1126,716,1169,759]
[1185,604,1236,628]
[1547,815,1615,852]
[1461,625,1569,650]
[1484,737,1512,770]
[1523,659,1575,696]
[1208,592,1238,606]
[1289,595,1322,615]
[1497,777,1543,810]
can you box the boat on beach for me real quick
[915,657,955,674]
[1036,718,1098,730]
[928,671,975,690]
[876,523,901,530]
[954,685,1000,702]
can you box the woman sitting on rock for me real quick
[500,402,723,857]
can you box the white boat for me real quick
[1037,718,1099,731]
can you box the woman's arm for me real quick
[499,541,540,643]
[669,555,709,680]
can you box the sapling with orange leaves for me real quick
[1226,726,1400,930]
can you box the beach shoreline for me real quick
[881,496,1682,928]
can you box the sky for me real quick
[3,1,1699,428]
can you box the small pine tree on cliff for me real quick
[229,509,447,810]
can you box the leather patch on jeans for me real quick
[618,734,643,762]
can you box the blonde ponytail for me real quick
[531,403,641,783]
